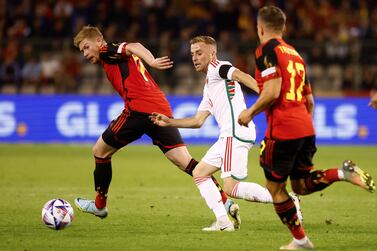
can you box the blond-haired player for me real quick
[151,35,302,231]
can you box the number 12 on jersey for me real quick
[286,60,305,102]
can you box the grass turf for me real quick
[0,144,376,251]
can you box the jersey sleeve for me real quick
[209,60,237,80]
[99,42,128,64]
[255,40,281,83]
[197,85,212,113]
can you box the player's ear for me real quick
[96,36,104,46]
[210,46,216,59]
[210,50,216,59]
[260,25,265,36]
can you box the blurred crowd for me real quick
[1,0,377,95]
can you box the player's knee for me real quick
[266,182,286,198]
[92,144,99,156]
[92,144,110,158]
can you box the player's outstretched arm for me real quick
[238,77,281,126]
[125,42,173,70]
[150,111,210,128]
[231,69,259,94]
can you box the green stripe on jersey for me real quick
[224,80,255,144]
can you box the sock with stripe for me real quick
[304,169,341,193]
[194,176,230,224]
[185,158,228,204]
[231,182,272,203]
[94,156,112,209]
[274,197,306,240]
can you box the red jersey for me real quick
[255,38,315,140]
[100,42,173,117]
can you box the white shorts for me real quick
[202,137,253,180]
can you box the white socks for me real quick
[231,182,273,203]
[194,176,230,222]
[294,236,308,245]
[338,169,345,180]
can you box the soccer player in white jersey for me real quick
[150,36,302,231]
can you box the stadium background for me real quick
[0,0,377,144]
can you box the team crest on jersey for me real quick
[226,81,235,100]
[264,56,273,68]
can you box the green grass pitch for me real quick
[0,144,376,251]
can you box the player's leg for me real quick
[75,136,117,218]
[221,137,272,203]
[220,137,304,223]
[261,138,313,250]
[148,125,241,228]
[223,177,272,202]
[192,161,234,232]
[290,136,375,195]
[148,125,230,204]
[91,136,117,208]
[295,161,375,194]
[164,146,228,203]
[75,110,147,218]
[266,179,313,250]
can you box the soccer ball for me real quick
[41,198,74,230]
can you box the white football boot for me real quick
[202,221,235,232]
[280,238,314,250]
[225,199,241,229]
[289,192,303,224]
[74,198,108,219]
[341,160,375,193]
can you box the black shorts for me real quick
[102,110,185,153]
[260,135,317,182]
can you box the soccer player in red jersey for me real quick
[72,26,240,225]
[238,6,375,250]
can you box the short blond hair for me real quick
[190,36,217,46]
[73,26,103,48]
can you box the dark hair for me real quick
[258,6,286,33]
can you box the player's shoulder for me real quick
[255,39,281,59]
[208,60,233,79]
[100,41,129,64]
[255,39,283,71]
[210,59,232,67]
[208,59,232,71]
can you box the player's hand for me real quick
[150,56,173,70]
[238,109,252,127]
[150,112,170,127]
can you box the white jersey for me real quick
[198,60,256,142]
